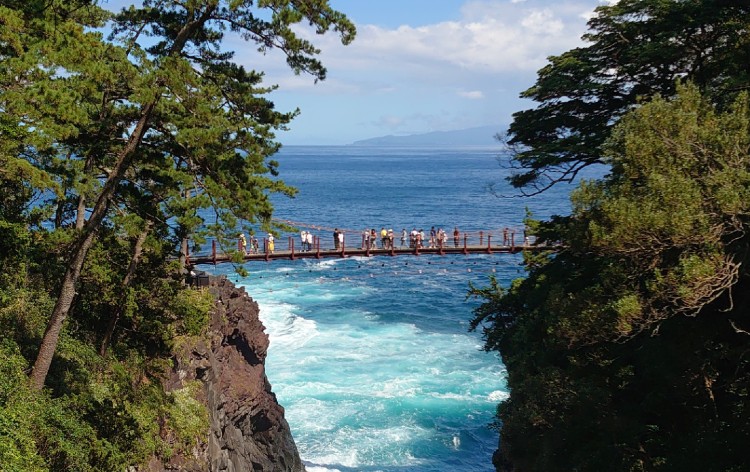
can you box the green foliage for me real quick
[506,0,750,191]
[165,381,210,457]
[0,281,215,470]
[0,341,47,472]
[473,85,750,470]
[0,0,354,468]
[171,288,214,337]
[4,0,354,388]
[0,292,126,471]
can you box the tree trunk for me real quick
[29,101,156,390]
[58,151,73,229]
[75,195,86,229]
[54,197,65,229]
[178,188,191,274]
[29,7,215,390]
[100,220,152,356]
[75,151,96,229]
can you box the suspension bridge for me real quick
[186,220,555,266]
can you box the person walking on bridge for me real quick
[362,229,369,249]
[239,233,247,254]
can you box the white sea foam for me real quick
[430,391,472,401]
[224,256,509,471]
[195,146,551,471]
[307,449,359,468]
[252,299,319,351]
[488,390,510,402]
[301,424,427,469]
[347,256,370,262]
[311,259,344,269]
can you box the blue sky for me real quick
[103,0,611,145]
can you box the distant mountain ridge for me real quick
[350,125,504,146]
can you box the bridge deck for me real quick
[189,244,555,265]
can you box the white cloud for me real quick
[373,115,405,129]
[253,0,593,80]
[459,90,484,99]
[229,1,600,142]
[521,9,564,34]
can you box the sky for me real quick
[102,0,613,145]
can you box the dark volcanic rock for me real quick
[157,276,305,472]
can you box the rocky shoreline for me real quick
[151,276,304,471]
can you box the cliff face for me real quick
[155,276,305,472]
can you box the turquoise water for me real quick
[200,146,598,471]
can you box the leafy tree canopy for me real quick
[473,84,750,471]
[505,0,750,193]
[0,1,356,468]
[0,0,356,389]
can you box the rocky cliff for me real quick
[150,276,305,471]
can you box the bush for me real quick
[171,288,214,337]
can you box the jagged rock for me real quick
[154,276,305,471]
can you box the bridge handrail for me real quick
[185,226,547,262]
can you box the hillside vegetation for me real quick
[471,1,750,470]
[0,1,353,469]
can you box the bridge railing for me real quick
[185,227,539,263]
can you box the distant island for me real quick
[350,125,504,146]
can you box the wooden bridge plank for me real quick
[188,245,556,266]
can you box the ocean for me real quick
[200,145,595,471]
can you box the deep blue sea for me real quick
[201,145,599,471]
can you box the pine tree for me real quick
[505,0,750,193]
[472,84,750,470]
[0,0,355,390]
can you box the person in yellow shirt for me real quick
[239,233,247,254]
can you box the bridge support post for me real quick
[487,235,493,254]
[264,238,270,262]
[212,240,217,265]
[289,237,295,260]
[463,234,468,255]
[315,236,321,259]
[510,232,516,252]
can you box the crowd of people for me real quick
[237,233,265,254]
[352,226,469,250]
[238,226,524,255]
